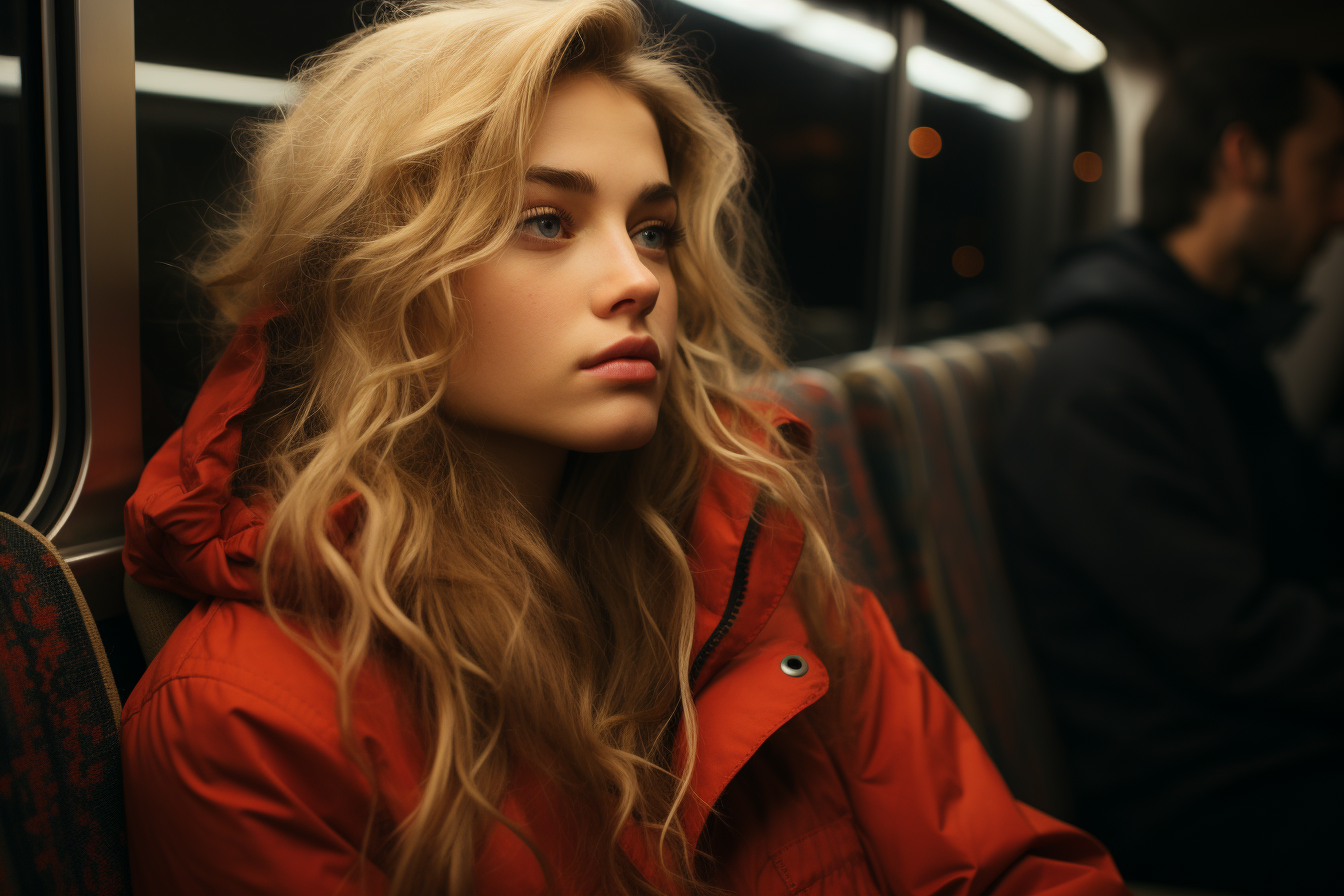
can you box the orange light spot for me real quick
[908,126,942,159]
[1073,151,1103,182]
[952,245,984,278]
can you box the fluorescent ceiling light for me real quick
[942,0,1105,73]
[135,61,298,108]
[0,56,297,107]
[906,46,1032,121]
[678,0,896,73]
[0,55,20,96]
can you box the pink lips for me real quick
[581,335,661,382]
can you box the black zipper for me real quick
[687,495,765,689]
[664,495,766,748]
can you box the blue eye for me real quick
[522,214,565,240]
[633,226,666,250]
[630,220,684,252]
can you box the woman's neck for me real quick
[452,422,570,521]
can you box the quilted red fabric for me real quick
[119,321,1129,894]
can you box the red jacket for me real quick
[121,321,1128,895]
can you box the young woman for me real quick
[121,1,1128,893]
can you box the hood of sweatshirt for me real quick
[1039,226,1309,370]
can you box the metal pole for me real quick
[872,4,923,348]
[49,0,142,550]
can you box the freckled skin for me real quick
[445,75,679,463]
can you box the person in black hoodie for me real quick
[995,56,1344,894]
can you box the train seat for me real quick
[122,575,195,666]
[928,325,1049,470]
[769,367,941,669]
[833,325,1072,819]
[0,513,131,896]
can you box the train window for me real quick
[134,1,352,458]
[903,9,1078,341]
[0,0,53,517]
[656,1,890,361]
[653,1,1106,352]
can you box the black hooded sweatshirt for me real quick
[994,228,1344,889]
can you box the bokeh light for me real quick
[908,126,942,159]
[952,245,984,277]
[1073,151,1103,182]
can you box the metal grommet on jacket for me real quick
[780,654,809,677]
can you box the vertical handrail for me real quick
[47,0,142,550]
[17,0,68,526]
[872,4,924,349]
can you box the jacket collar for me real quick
[685,424,808,690]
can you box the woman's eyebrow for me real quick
[637,182,678,207]
[525,166,597,194]
[524,167,677,208]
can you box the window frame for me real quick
[22,0,141,618]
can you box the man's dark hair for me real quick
[1141,54,1315,236]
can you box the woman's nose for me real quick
[590,231,660,319]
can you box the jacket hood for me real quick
[124,313,273,603]
[1040,226,1309,356]
[123,318,810,637]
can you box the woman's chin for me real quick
[572,423,659,454]
[557,406,660,454]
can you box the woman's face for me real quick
[445,74,680,455]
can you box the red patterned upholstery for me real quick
[769,368,938,669]
[836,326,1072,818]
[0,513,130,896]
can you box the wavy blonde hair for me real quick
[202,0,852,892]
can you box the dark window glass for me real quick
[0,0,54,515]
[134,1,352,459]
[135,91,252,459]
[657,1,888,361]
[905,16,1041,341]
[905,90,1019,338]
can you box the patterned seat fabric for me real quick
[930,325,1049,477]
[769,368,938,671]
[835,325,1072,818]
[0,513,130,896]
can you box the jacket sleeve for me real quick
[995,336,1344,715]
[121,672,389,896]
[840,589,1129,896]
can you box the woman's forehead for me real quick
[526,74,669,186]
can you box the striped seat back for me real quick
[837,325,1071,817]
[769,368,936,669]
[930,325,1049,471]
[0,513,130,896]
